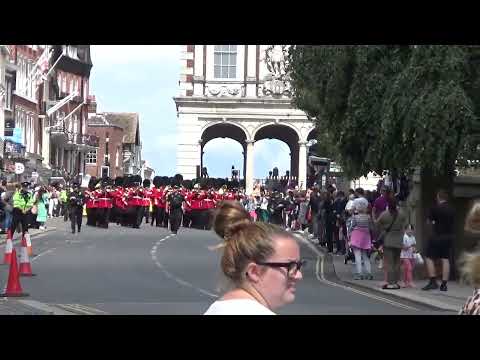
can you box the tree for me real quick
[283,45,480,253]
[284,45,479,184]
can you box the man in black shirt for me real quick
[167,187,185,234]
[422,189,456,292]
[67,182,85,234]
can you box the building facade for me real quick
[173,45,315,194]
[44,45,98,179]
[85,114,124,179]
[86,108,142,178]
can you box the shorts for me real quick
[425,235,453,260]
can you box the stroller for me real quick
[344,215,355,265]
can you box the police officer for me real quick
[11,181,34,237]
[68,181,85,234]
[167,186,185,235]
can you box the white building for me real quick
[173,45,315,194]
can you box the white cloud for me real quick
[91,45,180,67]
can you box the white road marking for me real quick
[151,235,218,299]
[298,236,419,311]
[31,248,56,262]
[54,304,108,315]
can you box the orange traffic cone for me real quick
[18,235,35,277]
[0,249,28,297]
[25,232,33,256]
[3,230,13,265]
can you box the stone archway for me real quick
[200,122,248,179]
[253,123,299,177]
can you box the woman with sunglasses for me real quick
[204,200,304,315]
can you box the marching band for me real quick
[82,175,245,232]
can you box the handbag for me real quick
[414,252,424,266]
[376,212,398,246]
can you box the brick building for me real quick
[85,114,124,178]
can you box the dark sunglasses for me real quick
[256,260,306,277]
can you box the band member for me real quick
[85,177,98,226]
[167,186,185,234]
[67,181,85,234]
[142,179,152,224]
[96,178,113,229]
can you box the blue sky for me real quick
[89,45,290,179]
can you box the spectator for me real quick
[333,191,347,255]
[323,191,335,253]
[1,182,14,234]
[349,196,374,279]
[459,202,480,315]
[422,189,456,292]
[375,195,408,290]
[297,192,310,232]
[373,186,390,221]
[400,224,416,288]
[204,201,304,315]
[459,248,480,315]
[34,186,49,230]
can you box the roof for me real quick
[102,113,140,144]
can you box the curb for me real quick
[0,227,56,246]
[339,279,460,312]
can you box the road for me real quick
[0,218,452,315]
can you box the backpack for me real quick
[170,194,183,209]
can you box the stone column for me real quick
[245,140,255,195]
[298,141,308,190]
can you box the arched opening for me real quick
[253,139,290,179]
[200,123,247,179]
[254,124,299,180]
[202,138,244,178]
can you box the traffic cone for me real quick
[0,249,28,297]
[18,235,35,277]
[3,230,13,265]
[25,232,33,256]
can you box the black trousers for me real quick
[145,207,150,223]
[86,208,96,226]
[170,208,183,233]
[10,208,30,235]
[182,211,192,228]
[152,206,168,227]
[325,221,334,253]
[134,206,144,228]
[70,207,83,233]
[96,208,110,228]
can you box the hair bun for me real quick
[213,201,252,240]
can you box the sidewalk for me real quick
[299,233,472,312]
[325,244,472,312]
[0,217,60,315]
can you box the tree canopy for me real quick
[284,46,480,179]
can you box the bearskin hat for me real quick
[153,176,162,188]
[114,177,124,187]
[143,179,151,188]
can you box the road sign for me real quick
[14,163,25,175]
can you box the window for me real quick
[86,150,97,164]
[214,45,237,79]
[5,76,13,110]
[62,74,67,93]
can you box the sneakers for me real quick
[364,274,374,280]
[440,282,448,292]
[422,281,439,291]
[353,274,363,280]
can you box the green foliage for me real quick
[286,45,480,178]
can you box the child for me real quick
[401,224,417,288]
